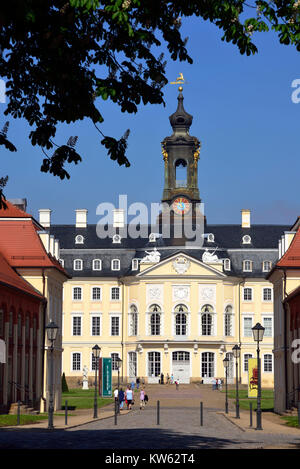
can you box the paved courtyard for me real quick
[1,384,300,450]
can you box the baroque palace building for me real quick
[44,89,289,387]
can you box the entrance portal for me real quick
[172,351,190,384]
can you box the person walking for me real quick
[217,378,222,390]
[166,373,170,385]
[125,386,133,410]
[140,388,145,410]
[176,378,179,390]
[212,377,217,390]
[171,374,174,385]
[136,377,140,390]
[141,377,145,386]
[131,380,135,391]
[119,388,125,410]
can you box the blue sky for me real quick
[2,15,300,226]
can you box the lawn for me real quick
[0,414,48,427]
[222,388,274,411]
[61,388,114,410]
[281,416,300,428]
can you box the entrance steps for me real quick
[8,402,40,415]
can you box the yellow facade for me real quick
[62,253,275,388]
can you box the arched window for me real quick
[73,259,83,271]
[129,305,138,336]
[262,260,272,272]
[128,351,137,378]
[175,159,187,188]
[224,305,233,336]
[223,258,231,271]
[93,259,102,271]
[149,304,161,336]
[201,304,214,336]
[242,235,251,244]
[243,260,252,272]
[174,304,188,336]
[75,235,84,244]
[111,259,120,271]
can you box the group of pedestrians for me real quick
[114,383,149,411]
[212,377,223,390]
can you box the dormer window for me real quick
[207,233,214,243]
[243,260,253,272]
[132,259,139,271]
[113,234,121,244]
[75,235,84,244]
[262,261,272,272]
[93,259,102,271]
[149,233,156,243]
[74,259,83,271]
[111,259,120,271]
[223,258,231,271]
[242,235,251,244]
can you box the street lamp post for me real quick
[45,321,59,430]
[116,357,122,414]
[252,322,265,431]
[232,344,241,419]
[223,356,229,414]
[92,344,101,418]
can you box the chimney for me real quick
[54,239,60,259]
[75,209,88,228]
[39,209,52,228]
[113,209,125,228]
[241,209,251,228]
[49,235,55,256]
[8,198,27,212]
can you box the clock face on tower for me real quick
[172,197,191,215]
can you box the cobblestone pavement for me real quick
[1,384,300,450]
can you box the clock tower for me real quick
[161,87,201,219]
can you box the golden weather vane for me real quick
[170,73,188,91]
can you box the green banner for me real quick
[101,357,112,397]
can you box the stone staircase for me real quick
[8,402,40,415]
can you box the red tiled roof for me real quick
[0,200,32,218]
[277,229,300,267]
[0,252,43,300]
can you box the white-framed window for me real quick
[111,316,120,336]
[72,286,82,301]
[263,316,273,337]
[243,287,253,301]
[201,304,214,336]
[91,286,102,301]
[128,351,137,378]
[149,304,161,336]
[91,353,100,371]
[132,258,139,271]
[262,287,273,302]
[91,315,101,336]
[243,316,253,337]
[243,260,252,272]
[174,304,188,336]
[111,259,120,271]
[71,352,81,371]
[111,287,120,301]
[242,235,251,244]
[224,305,233,336]
[75,234,84,244]
[243,353,253,372]
[113,234,121,244]
[72,316,82,336]
[111,352,120,371]
[262,261,272,272]
[129,304,138,336]
[263,354,273,372]
[201,352,215,378]
[73,259,83,271]
[223,258,231,271]
[148,351,161,377]
[92,259,102,271]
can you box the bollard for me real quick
[249,402,253,427]
[114,400,117,425]
[157,400,160,425]
[298,402,300,428]
[17,401,21,426]
[65,400,68,426]
[200,402,203,426]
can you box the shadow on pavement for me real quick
[0,427,260,449]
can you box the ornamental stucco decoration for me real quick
[172,256,190,274]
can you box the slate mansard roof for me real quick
[50,223,290,278]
